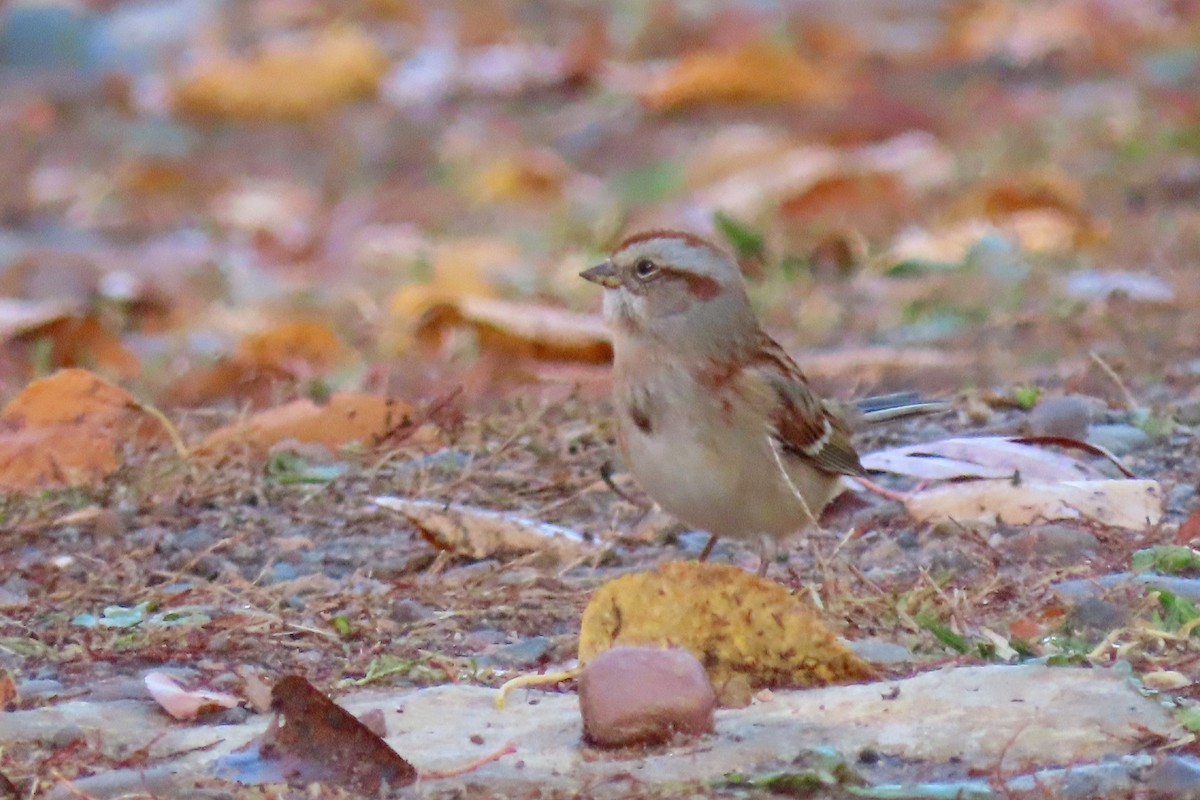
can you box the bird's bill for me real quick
[580,261,621,288]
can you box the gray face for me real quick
[581,233,757,354]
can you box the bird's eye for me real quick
[634,259,659,279]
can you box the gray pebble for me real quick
[1146,755,1200,799]
[267,562,300,583]
[998,524,1098,565]
[1028,395,1093,440]
[392,598,435,624]
[847,639,913,665]
[486,636,554,669]
[1177,398,1200,427]
[49,724,86,748]
[1087,424,1152,456]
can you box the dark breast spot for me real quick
[627,402,653,434]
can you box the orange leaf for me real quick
[415,296,612,363]
[236,321,344,372]
[173,26,388,121]
[0,369,166,491]
[199,392,413,455]
[642,41,842,111]
[778,172,908,221]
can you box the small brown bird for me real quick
[582,230,941,573]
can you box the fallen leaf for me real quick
[579,561,873,689]
[173,25,388,120]
[861,436,1107,482]
[903,478,1163,531]
[145,671,240,720]
[1175,508,1200,545]
[373,496,592,563]
[236,321,345,372]
[0,672,15,707]
[200,393,413,456]
[415,296,612,363]
[262,675,417,793]
[0,369,167,491]
[642,41,842,111]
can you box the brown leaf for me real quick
[169,321,346,408]
[373,496,593,562]
[415,296,612,364]
[199,392,414,456]
[1175,507,1200,545]
[173,26,388,120]
[0,369,166,491]
[642,41,843,110]
[264,675,417,794]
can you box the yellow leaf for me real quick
[642,41,843,111]
[579,561,873,690]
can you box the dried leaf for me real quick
[145,671,240,720]
[903,478,1163,530]
[262,675,417,794]
[861,436,1106,482]
[579,561,873,689]
[14,314,140,378]
[200,393,413,456]
[173,26,388,120]
[236,321,345,372]
[415,296,612,363]
[0,369,166,491]
[373,496,592,562]
[642,41,842,111]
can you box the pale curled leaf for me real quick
[145,671,240,720]
[903,479,1163,531]
[861,436,1106,482]
[373,496,593,562]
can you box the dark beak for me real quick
[580,261,621,289]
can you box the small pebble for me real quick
[1028,395,1093,440]
[848,639,914,665]
[1087,424,1152,456]
[997,524,1098,565]
[1145,755,1200,799]
[486,636,553,669]
[49,724,86,748]
[579,646,715,748]
[392,598,435,624]
[1177,397,1200,427]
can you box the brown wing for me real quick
[751,334,866,478]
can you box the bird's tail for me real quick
[854,392,949,423]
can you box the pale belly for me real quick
[619,393,833,540]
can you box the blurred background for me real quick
[0,0,1198,411]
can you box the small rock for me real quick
[1145,755,1200,800]
[578,646,715,748]
[1069,597,1129,632]
[49,723,85,748]
[847,639,914,665]
[487,636,554,669]
[1028,395,1093,440]
[998,524,1099,565]
[392,598,435,624]
[267,562,300,583]
[1087,424,1152,456]
[1177,398,1200,427]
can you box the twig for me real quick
[421,741,517,779]
[1089,350,1140,410]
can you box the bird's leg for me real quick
[698,533,718,562]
